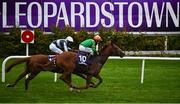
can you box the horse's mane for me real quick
[99,41,112,53]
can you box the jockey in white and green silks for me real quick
[79,35,102,55]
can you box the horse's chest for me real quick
[90,63,102,74]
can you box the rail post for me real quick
[141,59,145,84]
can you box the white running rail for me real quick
[109,56,180,83]
[1,56,30,82]
[2,56,180,83]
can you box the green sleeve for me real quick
[80,39,96,53]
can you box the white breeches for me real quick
[79,45,94,55]
[49,43,63,54]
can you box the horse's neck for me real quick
[90,43,113,71]
[94,54,109,66]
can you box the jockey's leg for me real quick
[49,43,63,54]
[79,45,93,54]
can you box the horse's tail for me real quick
[5,57,30,73]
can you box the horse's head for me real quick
[100,41,125,58]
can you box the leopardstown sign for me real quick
[0,0,179,34]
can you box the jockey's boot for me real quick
[87,54,93,65]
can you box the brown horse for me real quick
[42,41,125,90]
[5,54,91,90]
[6,41,125,90]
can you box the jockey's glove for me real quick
[68,48,72,51]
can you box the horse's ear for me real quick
[110,40,114,45]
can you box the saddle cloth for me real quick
[48,55,56,62]
[77,51,89,66]
[48,55,61,72]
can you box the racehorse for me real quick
[6,41,125,91]
[5,54,91,90]
[42,40,125,90]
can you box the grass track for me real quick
[0,59,180,103]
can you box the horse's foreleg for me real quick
[74,73,95,87]
[25,72,39,90]
[6,70,29,87]
[85,75,93,89]
[66,74,81,92]
[72,75,93,90]
[60,73,74,92]
[93,75,103,88]
[59,72,73,88]
[60,72,82,92]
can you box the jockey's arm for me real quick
[63,42,68,52]
[92,43,97,54]
[68,47,72,51]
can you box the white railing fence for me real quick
[109,56,180,83]
[2,56,180,83]
[1,56,30,82]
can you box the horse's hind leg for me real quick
[6,69,29,87]
[25,72,39,90]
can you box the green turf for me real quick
[0,59,180,103]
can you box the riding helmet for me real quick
[66,36,74,42]
[93,35,102,42]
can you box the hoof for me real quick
[6,84,14,87]
[75,89,81,93]
[69,87,81,93]
[69,87,74,92]
[89,83,95,88]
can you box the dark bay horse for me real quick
[44,41,125,90]
[6,41,125,90]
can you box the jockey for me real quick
[49,36,74,54]
[79,35,102,55]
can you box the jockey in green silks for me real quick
[79,35,102,55]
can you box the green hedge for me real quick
[0,27,180,57]
[168,36,180,50]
